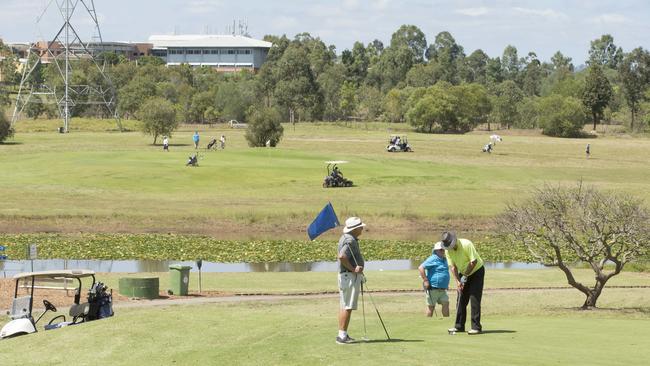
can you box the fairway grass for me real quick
[2,121,650,237]
[1,286,648,365]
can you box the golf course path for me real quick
[112,286,650,309]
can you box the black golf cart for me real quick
[323,161,353,188]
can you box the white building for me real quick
[149,34,272,71]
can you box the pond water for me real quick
[0,259,545,277]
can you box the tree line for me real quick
[1,26,650,141]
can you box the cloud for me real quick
[270,16,299,30]
[186,0,223,14]
[589,13,630,24]
[512,7,568,21]
[342,0,360,9]
[455,7,489,17]
[372,0,391,10]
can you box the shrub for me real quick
[245,107,284,147]
[538,95,587,137]
[0,109,14,143]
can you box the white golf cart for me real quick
[0,269,113,339]
[386,134,413,152]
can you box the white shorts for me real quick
[338,272,362,310]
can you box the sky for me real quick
[1,0,649,65]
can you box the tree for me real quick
[464,49,490,85]
[450,83,491,131]
[425,31,464,84]
[245,107,284,147]
[498,183,650,309]
[0,108,14,143]
[356,85,383,121]
[389,25,427,64]
[618,47,650,130]
[406,85,456,133]
[582,64,613,130]
[273,43,322,123]
[521,52,543,96]
[550,51,574,72]
[501,45,521,82]
[383,88,410,123]
[339,81,357,119]
[588,34,623,69]
[372,46,414,91]
[537,94,585,137]
[118,75,157,118]
[491,80,524,128]
[136,97,178,144]
[317,63,346,121]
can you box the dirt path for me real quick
[3,277,648,312]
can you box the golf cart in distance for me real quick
[0,269,113,339]
[323,161,353,188]
[386,135,413,152]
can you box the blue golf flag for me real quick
[308,202,340,240]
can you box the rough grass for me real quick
[2,119,650,238]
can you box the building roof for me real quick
[149,34,272,49]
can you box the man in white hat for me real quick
[336,217,366,344]
[441,231,485,335]
[418,241,450,318]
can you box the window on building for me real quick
[202,49,210,54]
[227,49,236,55]
[210,49,219,54]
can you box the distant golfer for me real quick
[336,217,366,344]
[418,241,450,318]
[586,143,590,158]
[220,135,226,149]
[441,231,485,335]
[163,136,169,152]
[193,131,200,149]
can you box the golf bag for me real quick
[86,282,114,321]
[482,143,492,153]
[186,154,199,167]
[207,139,217,150]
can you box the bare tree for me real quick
[498,183,649,309]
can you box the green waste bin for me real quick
[169,265,192,295]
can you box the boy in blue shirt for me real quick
[418,241,450,317]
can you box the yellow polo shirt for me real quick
[445,238,484,275]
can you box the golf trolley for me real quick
[323,161,353,188]
[0,270,114,339]
[386,134,413,152]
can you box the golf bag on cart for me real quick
[86,282,114,321]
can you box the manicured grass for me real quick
[1,286,648,365]
[2,120,650,237]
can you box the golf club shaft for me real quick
[361,281,367,339]
[364,283,391,340]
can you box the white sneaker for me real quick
[467,329,482,335]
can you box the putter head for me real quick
[448,330,456,335]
